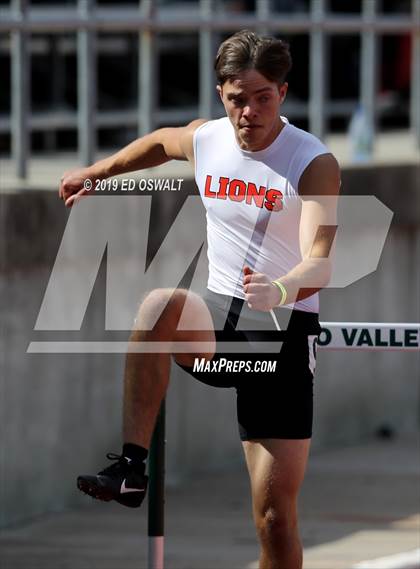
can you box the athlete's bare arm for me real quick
[274,153,341,303]
[59,118,207,207]
[243,153,340,311]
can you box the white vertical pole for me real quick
[309,0,327,139]
[11,0,29,178]
[410,0,420,146]
[139,0,157,136]
[360,0,379,146]
[256,0,271,36]
[77,0,96,166]
[199,0,216,119]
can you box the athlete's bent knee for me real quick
[136,288,188,331]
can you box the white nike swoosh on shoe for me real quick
[120,479,145,494]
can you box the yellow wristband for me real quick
[271,280,287,306]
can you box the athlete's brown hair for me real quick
[214,29,292,86]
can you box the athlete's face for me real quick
[217,69,288,151]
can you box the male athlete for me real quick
[60,30,340,569]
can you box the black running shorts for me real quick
[175,289,322,441]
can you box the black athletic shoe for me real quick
[77,453,148,508]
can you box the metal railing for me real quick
[2,0,420,178]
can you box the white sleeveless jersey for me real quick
[193,116,330,313]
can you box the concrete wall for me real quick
[1,164,419,527]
